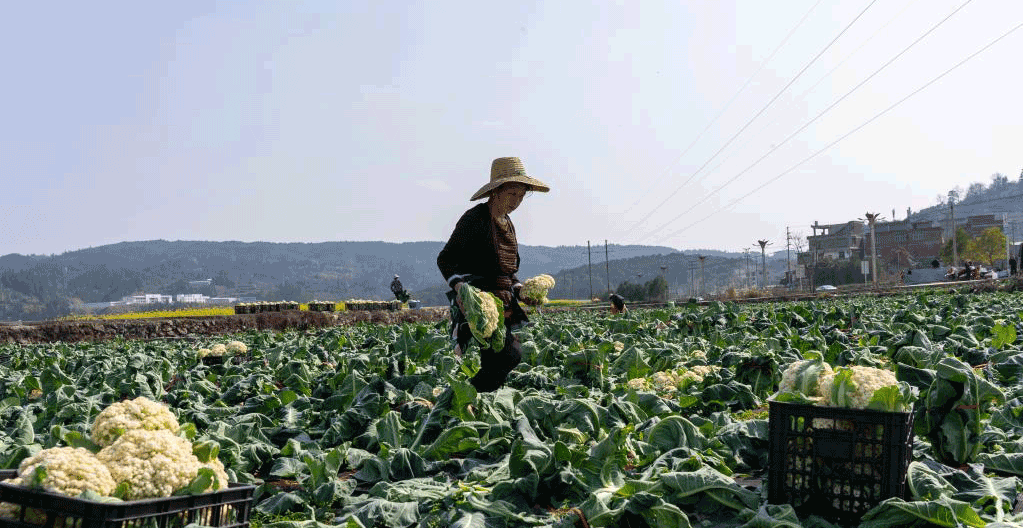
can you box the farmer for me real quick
[437,157,550,392]
[389,274,408,301]
[609,293,628,314]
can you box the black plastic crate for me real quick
[200,355,247,366]
[0,470,255,528]
[768,401,914,523]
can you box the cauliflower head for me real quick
[458,283,505,350]
[820,365,900,410]
[97,429,213,499]
[778,359,834,396]
[520,274,556,305]
[225,340,248,354]
[10,447,117,497]
[91,396,181,448]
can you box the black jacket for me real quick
[437,203,527,327]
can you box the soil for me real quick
[0,307,449,344]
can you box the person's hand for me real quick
[452,281,466,313]
[521,296,542,307]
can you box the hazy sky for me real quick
[3,1,1021,257]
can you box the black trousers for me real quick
[453,321,522,392]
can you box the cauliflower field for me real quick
[1,290,1022,527]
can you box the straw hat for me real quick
[470,157,551,201]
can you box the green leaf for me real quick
[420,425,480,461]
[192,439,220,463]
[991,323,1017,349]
[859,497,985,528]
[173,467,215,496]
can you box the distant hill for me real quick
[548,249,792,300]
[0,240,678,318]
[906,174,1023,235]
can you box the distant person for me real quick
[390,274,409,302]
[1010,257,1017,277]
[609,293,627,315]
[437,156,550,392]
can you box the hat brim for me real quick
[470,175,550,201]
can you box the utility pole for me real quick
[747,249,753,290]
[949,190,959,267]
[605,240,611,294]
[587,241,593,300]
[660,265,668,301]
[698,255,706,297]
[758,239,770,290]
[786,227,792,290]
[862,212,882,288]
[1004,214,1011,272]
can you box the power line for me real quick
[660,0,923,214]
[621,0,879,238]
[618,0,824,220]
[636,0,974,243]
[654,18,1023,243]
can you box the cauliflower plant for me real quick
[8,447,116,497]
[91,396,180,448]
[225,340,248,354]
[97,429,221,500]
[520,274,556,305]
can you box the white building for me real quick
[175,293,209,304]
[127,294,173,304]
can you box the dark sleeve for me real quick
[437,207,481,288]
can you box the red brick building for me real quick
[870,220,944,268]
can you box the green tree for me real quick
[616,281,646,302]
[646,276,669,301]
[970,227,1007,265]
[940,228,972,265]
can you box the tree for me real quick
[971,227,1007,265]
[615,281,646,302]
[991,172,1010,189]
[940,228,972,265]
[965,182,985,201]
[646,276,668,301]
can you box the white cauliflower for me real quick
[626,378,649,390]
[8,447,117,497]
[779,359,834,396]
[520,274,556,305]
[197,343,227,358]
[458,283,504,350]
[91,396,180,447]
[225,341,248,354]
[97,429,216,499]
[819,365,900,409]
[613,341,625,353]
[201,458,230,492]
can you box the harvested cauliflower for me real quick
[98,429,212,499]
[458,282,505,350]
[91,396,180,447]
[778,358,834,397]
[520,274,556,305]
[820,365,903,410]
[10,447,117,497]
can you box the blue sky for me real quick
[3,1,1021,256]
